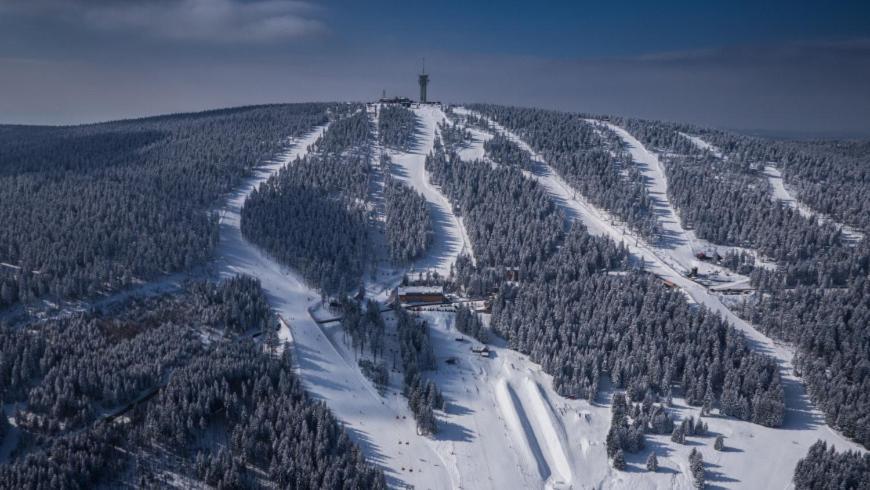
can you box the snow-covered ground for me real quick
[385,104,475,279]
[452,108,865,488]
[456,126,493,163]
[421,311,611,490]
[763,165,864,243]
[679,134,864,244]
[596,121,775,275]
[211,111,863,490]
[678,132,723,159]
[213,125,455,489]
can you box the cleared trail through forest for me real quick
[214,123,454,490]
[385,104,475,278]
[681,135,864,244]
[461,108,864,475]
[596,121,754,279]
[763,166,864,243]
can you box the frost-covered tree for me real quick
[241,109,372,294]
[646,452,659,472]
[0,104,333,308]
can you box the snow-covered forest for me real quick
[0,104,333,309]
[426,140,784,426]
[0,277,384,488]
[1,101,868,489]
[240,108,371,294]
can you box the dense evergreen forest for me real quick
[2,99,866,484]
[427,140,784,425]
[482,133,534,169]
[0,276,384,489]
[378,105,419,151]
[792,440,870,490]
[383,168,433,262]
[604,116,870,448]
[0,104,332,309]
[376,106,433,262]
[694,131,870,232]
[467,104,659,238]
[464,105,869,453]
[241,108,371,294]
[614,117,850,282]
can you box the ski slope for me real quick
[596,121,775,275]
[457,127,493,163]
[679,134,865,244]
[679,132,723,158]
[456,108,864,488]
[763,165,864,243]
[385,104,475,278]
[213,125,454,490]
[214,112,862,490]
[362,105,409,300]
[421,311,609,490]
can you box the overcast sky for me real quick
[1,0,869,136]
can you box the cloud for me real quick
[5,0,326,43]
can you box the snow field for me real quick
[420,311,611,490]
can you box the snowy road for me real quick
[214,125,454,490]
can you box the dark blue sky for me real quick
[330,0,869,57]
[1,0,869,136]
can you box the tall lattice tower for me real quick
[418,59,429,103]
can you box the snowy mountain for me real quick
[0,102,867,489]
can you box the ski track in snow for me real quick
[496,378,551,481]
[214,124,455,490]
[763,165,864,243]
[385,104,475,279]
[678,132,723,159]
[456,107,865,488]
[680,134,864,244]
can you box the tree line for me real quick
[0,276,384,489]
[241,109,371,294]
[0,104,333,309]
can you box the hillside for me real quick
[0,102,867,489]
